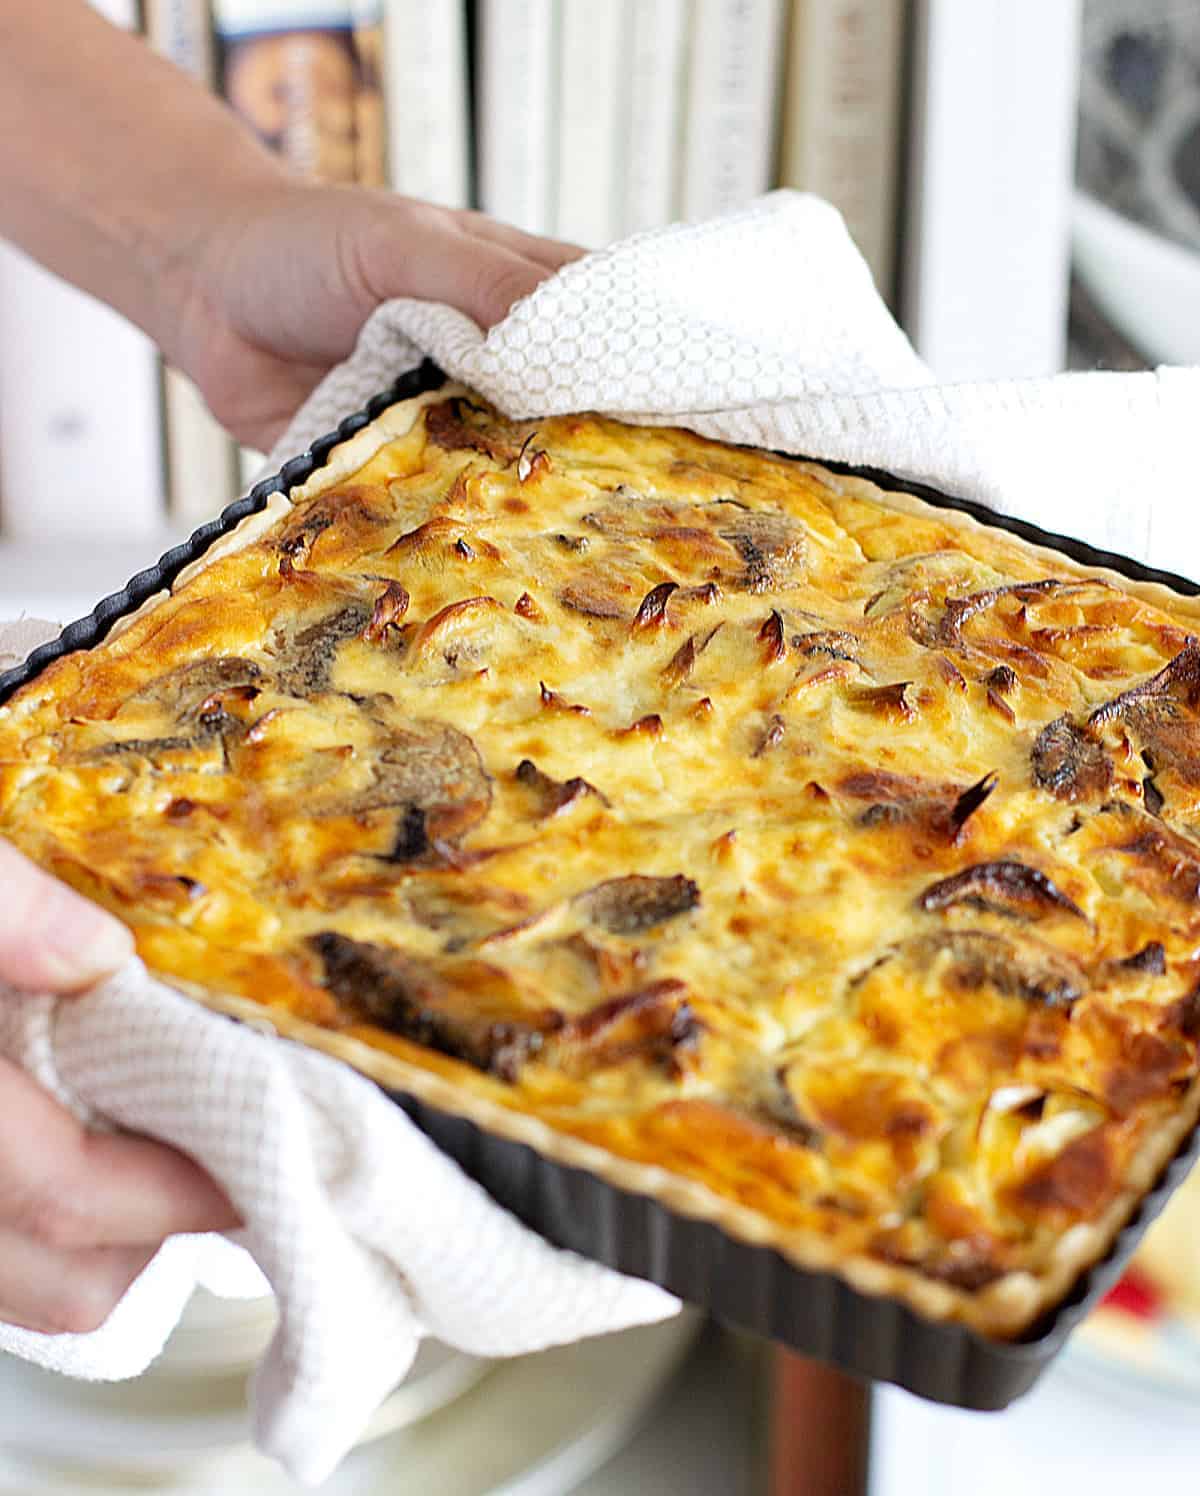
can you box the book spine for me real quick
[211,1,360,184]
[382,0,470,207]
[351,0,388,186]
[623,0,688,236]
[902,0,1081,379]
[552,0,629,247]
[145,0,242,523]
[0,0,165,543]
[778,0,906,300]
[681,0,788,222]
[477,0,557,233]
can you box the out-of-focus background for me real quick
[2,3,1200,1493]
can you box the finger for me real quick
[359,205,559,329]
[0,840,133,994]
[0,1227,158,1336]
[0,1057,241,1248]
[456,210,585,273]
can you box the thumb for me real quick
[0,840,133,995]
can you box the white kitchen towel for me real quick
[1,187,1197,1486]
[275,190,1200,577]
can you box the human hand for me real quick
[0,840,239,1334]
[167,185,583,452]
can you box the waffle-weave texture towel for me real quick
[1,189,1197,1485]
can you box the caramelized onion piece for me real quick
[1088,643,1200,727]
[361,581,411,643]
[1118,941,1167,975]
[575,874,701,935]
[938,579,1066,643]
[662,634,697,687]
[948,771,998,841]
[556,979,700,1076]
[515,758,607,817]
[918,861,1085,921]
[758,609,786,662]
[901,929,1085,1008]
[632,580,678,630]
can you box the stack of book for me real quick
[0,1,1079,550]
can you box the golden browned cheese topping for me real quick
[2,391,1199,1330]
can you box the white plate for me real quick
[0,1315,700,1495]
[0,1333,487,1479]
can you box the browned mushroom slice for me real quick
[793,629,860,663]
[839,768,989,841]
[352,719,493,858]
[514,758,607,817]
[717,509,807,592]
[901,929,1086,1008]
[272,603,372,696]
[553,979,700,1076]
[918,861,1085,920]
[128,657,265,714]
[1031,716,1113,802]
[575,874,701,935]
[309,932,555,1078]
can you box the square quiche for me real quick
[2,384,1198,1338]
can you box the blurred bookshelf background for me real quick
[1,0,1088,623]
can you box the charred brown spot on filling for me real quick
[918,861,1086,922]
[1031,717,1113,802]
[850,682,916,721]
[425,397,521,462]
[575,874,701,935]
[985,665,1018,694]
[1113,817,1200,904]
[1007,1125,1117,1220]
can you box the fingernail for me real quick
[42,889,134,990]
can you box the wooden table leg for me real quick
[768,1351,871,1496]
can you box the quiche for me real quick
[2,384,1198,1340]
